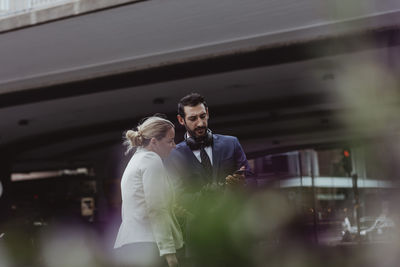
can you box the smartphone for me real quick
[234,169,246,175]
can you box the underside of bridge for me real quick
[0,0,399,172]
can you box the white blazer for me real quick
[114,148,183,256]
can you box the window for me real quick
[0,0,10,11]
[250,145,398,245]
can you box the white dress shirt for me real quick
[114,148,183,256]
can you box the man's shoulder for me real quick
[169,141,189,158]
[175,140,188,150]
[213,134,239,143]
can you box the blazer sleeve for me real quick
[233,137,251,175]
[142,153,176,256]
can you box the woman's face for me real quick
[153,127,176,158]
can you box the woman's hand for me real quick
[165,253,179,267]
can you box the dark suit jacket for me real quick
[166,134,250,194]
[165,134,251,264]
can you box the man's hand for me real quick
[165,253,179,267]
[225,166,246,187]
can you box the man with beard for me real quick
[166,93,251,267]
[169,93,250,191]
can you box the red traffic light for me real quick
[343,150,350,157]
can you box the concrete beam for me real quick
[0,0,143,32]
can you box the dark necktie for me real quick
[200,146,213,177]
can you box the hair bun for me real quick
[126,130,143,147]
[123,116,174,155]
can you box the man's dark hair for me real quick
[178,93,208,118]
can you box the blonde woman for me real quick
[114,116,183,267]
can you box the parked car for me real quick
[360,215,396,241]
[341,215,396,242]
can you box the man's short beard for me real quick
[185,123,208,140]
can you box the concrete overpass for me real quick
[0,0,399,172]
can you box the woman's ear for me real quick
[150,137,158,146]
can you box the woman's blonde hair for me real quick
[123,116,174,154]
